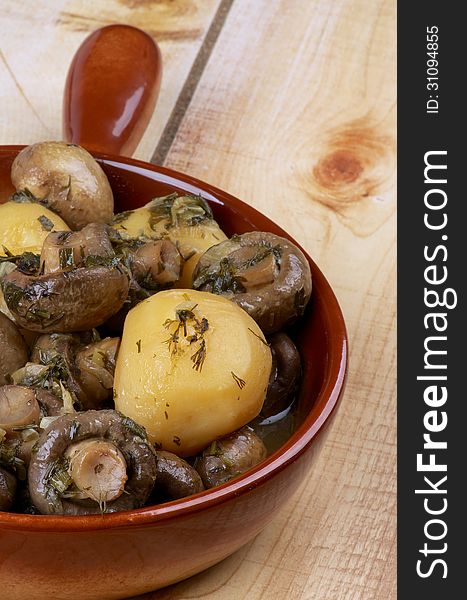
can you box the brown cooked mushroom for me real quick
[27,333,83,409]
[0,385,63,467]
[153,450,204,500]
[0,466,17,511]
[0,312,28,385]
[195,427,267,489]
[131,239,183,290]
[74,337,120,408]
[11,141,114,230]
[192,232,312,334]
[99,237,183,337]
[1,261,129,333]
[28,409,157,515]
[39,223,114,275]
[262,332,301,418]
[28,332,119,410]
[0,384,41,435]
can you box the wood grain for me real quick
[0,1,396,598]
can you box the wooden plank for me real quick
[156,0,397,598]
[0,0,223,160]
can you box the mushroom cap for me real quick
[11,141,114,230]
[2,265,129,333]
[195,427,267,488]
[154,450,204,500]
[262,332,301,418]
[192,232,312,334]
[28,409,157,515]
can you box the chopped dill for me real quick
[164,411,169,420]
[0,440,27,479]
[0,251,40,275]
[231,371,246,390]
[25,306,52,322]
[57,231,72,243]
[173,436,181,446]
[45,457,72,495]
[83,254,120,269]
[191,339,206,371]
[163,303,209,372]
[112,210,133,224]
[58,247,75,270]
[121,416,147,440]
[10,188,38,203]
[136,339,142,353]
[207,440,219,455]
[2,281,25,311]
[38,214,54,231]
[16,252,40,274]
[193,257,246,294]
[248,327,269,346]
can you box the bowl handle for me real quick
[62,24,162,157]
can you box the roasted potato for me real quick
[114,289,272,456]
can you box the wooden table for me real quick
[0,1,396,598]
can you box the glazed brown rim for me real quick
[0,147,348,531]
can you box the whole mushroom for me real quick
[74,337,120,409]
[11,141,114,230]
[0,385,41,435]
[195,427,267,489]
[1,225,129,333]
[262,332,301,417]
[28,410,157,515]
[23,331,119,411]
[192,232,312,334]
[0,384,63,467]
[153,450,205,500]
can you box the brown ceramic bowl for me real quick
[0,26,347,600]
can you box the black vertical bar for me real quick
[398,4,464,597]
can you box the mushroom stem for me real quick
[233,249,277,289]
[132,240,182,289]
[64,438,128,504]
[0,385,41,434]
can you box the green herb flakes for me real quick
[38,214,54,231]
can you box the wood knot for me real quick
[305,118,395,207]
[298,118,396,236]
[314,151,363,187]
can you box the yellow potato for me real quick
[170,221,228,287]
[112,195,228,288]
[112,205,154,239]
[114,289,272,456]
[0,201,70,256]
